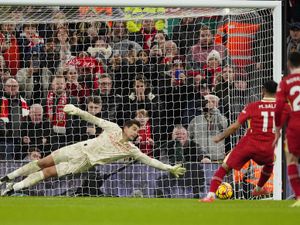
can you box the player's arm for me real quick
[63,104,119,131]
[132,149,186,178]
[212,103,251,143]
[212,120,242,143]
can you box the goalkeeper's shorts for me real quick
[51,142,92,177]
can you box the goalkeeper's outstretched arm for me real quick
[133,150,186,178]
[63,104,119,131]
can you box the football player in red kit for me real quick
[201,80,277,202]
[274,52,300,207]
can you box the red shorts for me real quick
[226,136,275,170]
[286,126,300,157]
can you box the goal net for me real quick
[0,4,281,199]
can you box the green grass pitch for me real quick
[0,197,299,225]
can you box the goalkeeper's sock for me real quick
[13,171,45,192]
[209,166,227,193]
[7,160,41,180]
[257,164,273,188]
[288,164,300,199]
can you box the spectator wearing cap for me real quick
[202,50,222,89]
[188,94,228,162]
[287,22,300,55]
[0,23,20,76]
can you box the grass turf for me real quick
[0,197,298,225]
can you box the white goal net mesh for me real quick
[0,6,275,198]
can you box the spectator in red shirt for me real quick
[63,66,85,104]
[134,109,154,156]
[0,23,20,76]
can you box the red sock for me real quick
[257,164,273,188]
[288,164,300,198]
[209,166,227,193]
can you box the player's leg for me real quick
[201,139,251,202]
[251,149,274,197]
[286,151,300,207]
[252,163,274,197]
[2,166,59,196]
[283,136,300,207]
[201,161,231,202]
[0,154,56,187]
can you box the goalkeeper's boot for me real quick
[199,192,215,203]
[1,182,14,196]
[252,187,271,197]
[290,199,300,208]
[0,176,10,188]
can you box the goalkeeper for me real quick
[0,104,186,196]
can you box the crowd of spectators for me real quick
[287,1,300,56]
[0,7,275,164]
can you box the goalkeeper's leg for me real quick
[13,166,58,192]
[2,165,58,196]
[0,154,56,187]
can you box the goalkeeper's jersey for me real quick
[79,119,144,166]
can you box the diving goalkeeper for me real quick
[0,104,186,196]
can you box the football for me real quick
[216,182,233,200]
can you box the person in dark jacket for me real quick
[155,125,206,198]
[21,104,51,157]
[79,96,103,141]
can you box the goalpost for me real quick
[0,0,282,199]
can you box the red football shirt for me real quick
[275,73,300,128]
[238,97,276,141]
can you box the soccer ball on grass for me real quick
[216,182,233,200]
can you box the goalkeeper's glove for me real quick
[169,164,186,178]
[63,104,82,116]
